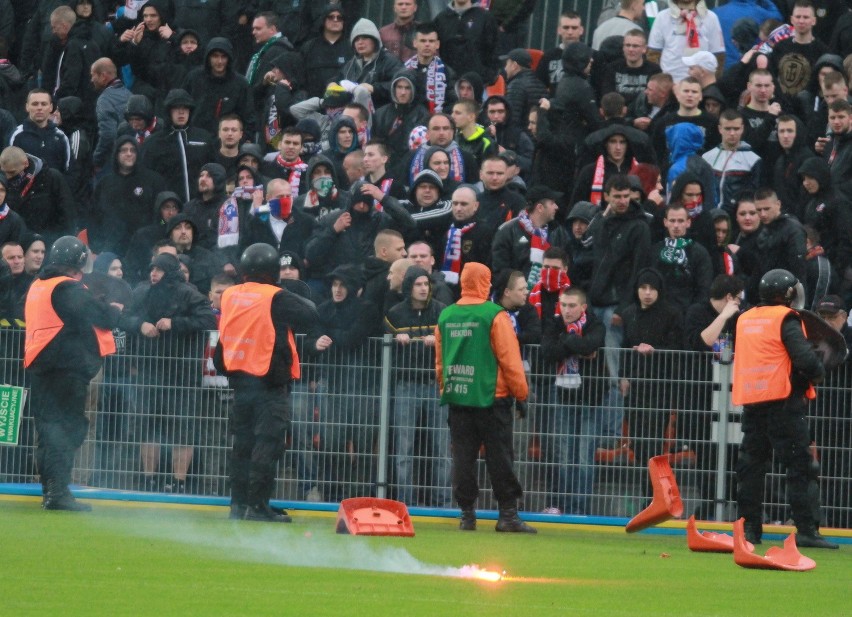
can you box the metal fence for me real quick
[0,329,849,529]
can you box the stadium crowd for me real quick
[1,0,852,524]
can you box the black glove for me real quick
[514,399,528,419]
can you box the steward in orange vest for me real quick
[24,236,129,512]
[214,243,318,522]
[732,269,837,550]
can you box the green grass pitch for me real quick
[3,498,849,617]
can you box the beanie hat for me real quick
[636,268,663,292]
[201,162,227,193]
[411,169,443,191]
[322,83,353,109]
[150,252,181,274]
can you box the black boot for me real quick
[459,508,476,531]
[796,526,839,550]
[42,480,91,512]
[744,522,762,545]
[243,503,292,523]
[495,505,536,534]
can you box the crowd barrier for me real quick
[0,329,849,528]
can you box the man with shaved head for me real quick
[91,57,131,172]
[439,185,492,297]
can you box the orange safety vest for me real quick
[732,305,816,405]
[24,276,117,368]
[218,282,300,379]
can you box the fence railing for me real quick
[1,329,849,528]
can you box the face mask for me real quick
[268,195,292,219]
[312,176,334,197]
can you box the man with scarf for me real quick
[541,286,607,515]
[492,185,568,288]
[528,247,572,320]
[247,12,295,133]
[403,23,454,115]
[648,203,713,312]
[408,113,478,186]
[261,127,310,197]
[572,126,639,208]
[184,163,230,251]
[439,186,492,296]
[647,0,725,83]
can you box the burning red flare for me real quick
[457,564,505,582]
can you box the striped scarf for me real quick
[517,210,550,289]
[275,155,307,199]
[409,142,465,185]
[246,33,282,84]
[441,221,476,284]
[556,312,586,389]
[404,55,447,113]
[528,268,571,317]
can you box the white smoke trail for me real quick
[101,510,493,579]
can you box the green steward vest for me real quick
[438,301,502,407]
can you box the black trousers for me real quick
[229,381,291,506]
[30,371,90,487]
[448,398,523,510]
[736,397,818,531]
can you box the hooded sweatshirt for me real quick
[435,262,528,401]
[338,18,403,108]
[372,70,431,158]
[665,123,718,208]
[91,135,168,254]
[182,37,255,136]
[799,156,852,274]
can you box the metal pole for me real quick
[714,345,734,521]
[375,334,393,499]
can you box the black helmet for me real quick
[240,243,279,284]
[759,269,798,305]
[48,236,88,271]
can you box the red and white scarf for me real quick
[517,210,550,288]
[275,155,307,199]
[556,311,587,389]
[441,221,476,284]
[409,142,466,185]
[590,156,638,205]
[528,267,571,317]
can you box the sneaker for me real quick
[542,507,562,515]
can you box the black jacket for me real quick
[372,71,431,159]
[587,200,651,312]
[384,265,446,372]
[90,136,167,255]
[26,268,127,380]
[182,38,256,137]
[433,4,499,85]
[550,44,601,146]
[491,216,571,278]
[504,68,548,130]
[540,307,607,405]
[648,238,714,313]
[5,155,76,247]
[299,19,352,98]
[139,91,215,203]
[799,156,852,274]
